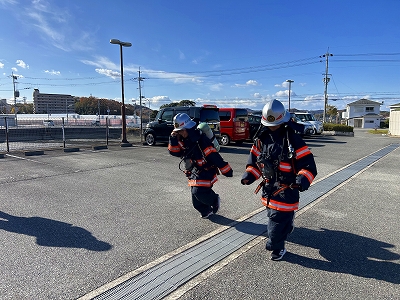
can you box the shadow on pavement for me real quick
[219,135,348,154]
[208,214,268,237]
[305,136,348,144]
[0,211,112,251]
[219,146,253,155]
[286,227,400,284]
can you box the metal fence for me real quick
[0,116,141,153]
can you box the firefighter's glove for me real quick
[295,174,310,192]
[224,169,233,177]
[241,173,254,185]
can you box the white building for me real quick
[342,99,382,128]
[388,102,400,136]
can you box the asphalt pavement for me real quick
[0,129,399,299]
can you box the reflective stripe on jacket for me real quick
[188,175,218,187]
[169,128,232,187]
[241,125,317,212]
[261,198,299,211]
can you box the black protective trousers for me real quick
[265,207,295,251]
[191,186,219,216]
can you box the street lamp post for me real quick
[110,38,132,144]
[286,79,294,112]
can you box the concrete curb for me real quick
[24,150,45,156]
[92,145,108,150]
[63,147,80,153]
[324,131,354,136]
[120,143,133,148]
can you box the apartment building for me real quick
[33,89,76,114]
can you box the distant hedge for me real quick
[323,123,354,132]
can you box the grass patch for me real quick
[368,129,389,134]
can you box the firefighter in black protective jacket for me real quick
[241,99,317,261]
[169,113,233,219]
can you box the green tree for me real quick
[178,100,196,107]
[159,100,196,109]
[159,102,179,109]
[326,105,338,120]
[15,103,34,114]
[75,96,99,115]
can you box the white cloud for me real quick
[210,83,223,91]
[16,60,29,69]
[95,69,120,79]
[11,73,24,78]
[0,62,4,69]
[27,11,65,49]
[149,95,170,105]
[179,50,185,60]
[81,56,118,70]
[14,0,95,52]
[253,93,262,98]
[342,95,364,101]
[142,69,203,84]
[275,90,288,97]
[0,0,18,6]
[274,90,297,98]
[234,80,259,88]
[11,67,17,72]
[44,70,60,75]
[304,94,322,101]
[276,81,295,88]
[191,50,210,65]
[246,80,258,86]
[82,56,203,84]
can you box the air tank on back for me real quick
[197,122,220,151]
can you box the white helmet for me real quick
[261,99,290,126]
[173,113,196,131]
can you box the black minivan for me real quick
[143,105,220,146]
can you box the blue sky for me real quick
[1,0,400,112]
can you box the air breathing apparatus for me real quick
[197,122,220,151]
[176,122,220,177]
[254,127,295,194]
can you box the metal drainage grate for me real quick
[94,144,399,300]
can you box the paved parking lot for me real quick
[1,130,399,299]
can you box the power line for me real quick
[22,76,107,80]
[147,56,320,75]
[334,52,400,57]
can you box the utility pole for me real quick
[286,79,294,111]
[147,98,151,122]
[135,67,146,142]
[132,100,136,124]
[320,51,333,123]
[12,72,19,127]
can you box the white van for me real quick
[294,112,323,134]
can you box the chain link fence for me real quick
[0,116,142,153]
